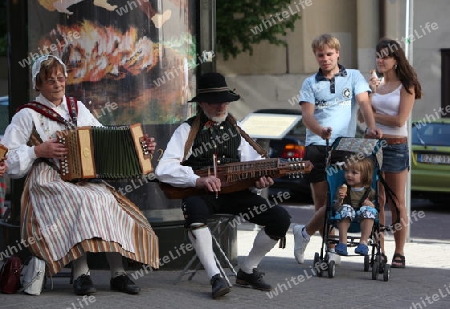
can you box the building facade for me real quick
[219,0,450,121]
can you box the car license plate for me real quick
[417,154,450,164]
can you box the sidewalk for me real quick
[0,224,449,309]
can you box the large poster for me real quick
[24,0,199,221]
[27,0,197,125]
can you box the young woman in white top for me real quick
[369,38,422,268]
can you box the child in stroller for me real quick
[314,137,390,281]
[333,157,378,256]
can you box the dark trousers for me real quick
[182,190,291,240]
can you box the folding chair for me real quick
[174,214,238,287]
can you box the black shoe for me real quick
[110,274,140,294]
[73,274,96,295]
[210,274,230,299]
[236,269,273,291]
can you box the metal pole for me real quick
[404,0,413,242]
[199,0,216,74]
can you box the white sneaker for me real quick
[293,224,310,264]
[327,252,342,265]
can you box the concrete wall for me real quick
[225,0,450,121]
[225,73,309,121]
[221,0,375,120]
[408,0,450,120]
[217,0,360,76]
[383,0,450,120]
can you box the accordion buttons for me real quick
[140,142,149,155]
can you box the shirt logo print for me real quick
[342,88,351,99]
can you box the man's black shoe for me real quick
[110,274,141,294]
[210,274,230,299]
[236,269,273,291]
[73,274,97,295]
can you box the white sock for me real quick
[302,227,311,241]
[73,254,90,279]
[240,229,277,274]
[106,252,126,278]
[189,224,220,279]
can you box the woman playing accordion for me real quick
[1,55,158,296]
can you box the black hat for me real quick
[188,72,240,104]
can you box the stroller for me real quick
[313,137,391,281]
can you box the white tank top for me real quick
[371,84,407,136]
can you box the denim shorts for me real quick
[381,143,409,173]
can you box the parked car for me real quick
[411,119,450,203]
[240,109,311,199]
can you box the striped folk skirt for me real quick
[21,162,159,275]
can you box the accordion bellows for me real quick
[57,123,153,181]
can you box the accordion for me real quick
[0,144,7,161]
[56,123,153,181]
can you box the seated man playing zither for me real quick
[156,72,312,299]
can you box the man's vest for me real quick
[183,114,241,170]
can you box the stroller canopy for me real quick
[329,137,383,169]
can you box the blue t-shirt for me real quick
[299,65,370,146]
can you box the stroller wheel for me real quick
[314,252,323,277]
[383,264,391,281]
[372,261,379,280]
[364,255,370,272]
[327,261,336,278]
[313,252,320,266]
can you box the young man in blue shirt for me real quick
[293,34,382,264]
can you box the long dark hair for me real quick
[376,38,423,99]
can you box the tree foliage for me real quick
[216,0,300,60]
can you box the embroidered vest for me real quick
[183,114,241,170]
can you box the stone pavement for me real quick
[0,223,449,309]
